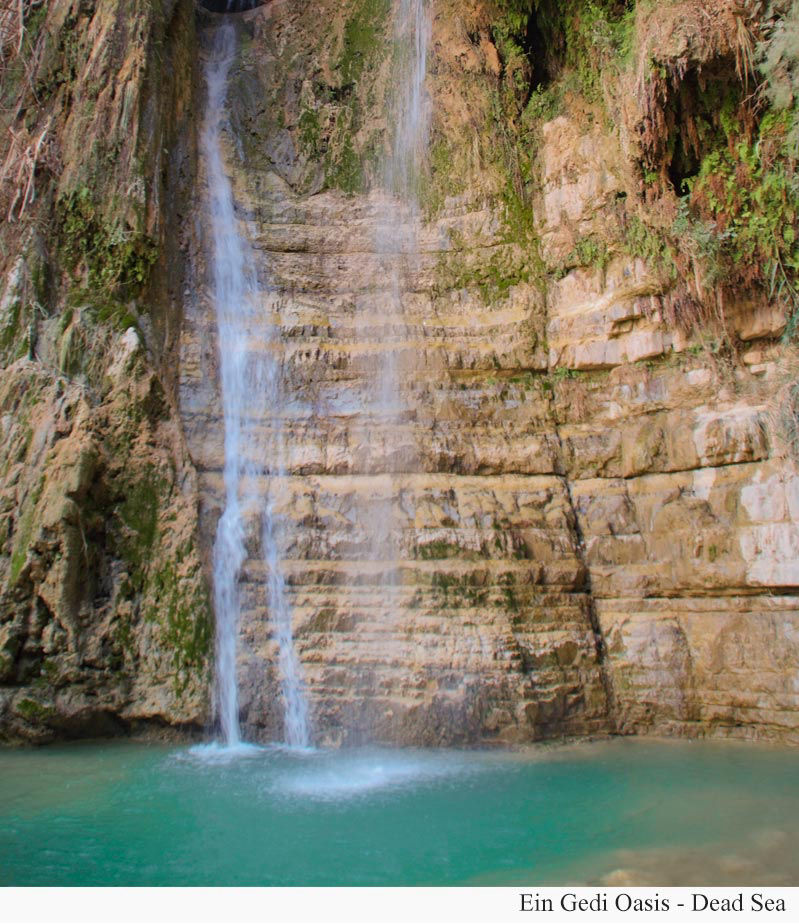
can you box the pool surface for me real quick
[1,738,796,886]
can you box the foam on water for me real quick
[184,741,267,764]
[2,739,798,886]
[271,749,481,801]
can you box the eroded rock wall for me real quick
[541,120,799,744]
[179,0,799,747]
[2,0,797,747]
[0,0,211,742]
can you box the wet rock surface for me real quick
[179,1,799,746]
[1,0,798,746]
[0,0,211,742]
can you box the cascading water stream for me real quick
[364,0,430,611]
[375,0,431,439]
[385,0,432,208]
[203,18,309,750]
[204,2,428,749]
[375,0,430,419]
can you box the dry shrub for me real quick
[631,0,762,177]
[617,1,799,336]
[0,117,56,222]
[0,0,54,223]
[760,0,799,108]
[0,0,43,76]
[0,1,25,62]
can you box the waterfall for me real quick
[366,0,430,576]
[203,19,310,749]
[385,0,432,205]
[375,0,430,433]
[378,0,430,436]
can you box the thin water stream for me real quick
[203,18,309,748]
[373,0,430,456]
[359,0,431,660]
[205,1,431,748]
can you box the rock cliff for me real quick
[2,0,798,745]
[0,0,211,742]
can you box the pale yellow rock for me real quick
[171,0,799,747]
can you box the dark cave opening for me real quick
[663,60,746,194]
[198,0,264,13]
[525,12,553,90]
[516,0,633,93]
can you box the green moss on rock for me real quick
[9,477,44,584]
[117,466,169,589]
[149,555,213,696]
[58,186,157,298]
[15,698,55,723]
[338,0,391,86]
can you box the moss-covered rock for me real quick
[0,0,211,743]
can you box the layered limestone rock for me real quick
[181,144,609,746]
[534,31,799,745]
[2,0,798,747]
[179,2,609,746]
[178,0,799,747]
[0,0,211,742]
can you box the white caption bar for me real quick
[3,887,797,924]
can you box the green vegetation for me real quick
[564,1,636,99]
[624,104,799,332]
[337,0,391,86]
[58,186,157,298]
[622,214,677,282]
[418,540,462,561]
[522,83,564,124]
[436,241,537,302]
[498,571,520,611]
[117,465,168,592]
[312,0,392,195]
[552,234,613,278]
[9,477,44,584]
[420,140,465,219]
[15,698,54,723]
[113,469,211,693]
[493,0,636,107]
[149,556,213,695]
[687,112,799,333]
[760,0,799,152]
[431,570,490,607]
[325,116,365,194]
[552,366,582,381]
[298,105,323,158]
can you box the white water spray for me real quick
[378,0,430,429]
[385,0,432,206]
[364,1,430,562]
[203,19,310,749]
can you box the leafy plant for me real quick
[59,186,157,296]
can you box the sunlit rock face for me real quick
[535,63,799,746]
[3,0,798,747]
[180,2,609,746]
[179,0,799,747]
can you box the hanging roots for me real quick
[0,0,43,67]
[0,118,55,222]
